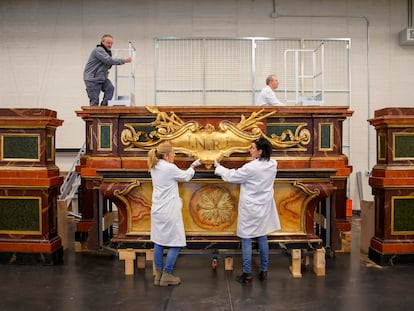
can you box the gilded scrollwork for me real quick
[267,126,311,149]
[120,106,312,163]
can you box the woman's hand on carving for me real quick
[191,159,202,168]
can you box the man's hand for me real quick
[124,57,132,63]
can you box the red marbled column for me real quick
[0,108,63,264]
[369,107,414,265]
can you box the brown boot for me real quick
[154,270,162,286]
[159,272,181,286]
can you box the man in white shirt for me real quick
[256,74,285,106]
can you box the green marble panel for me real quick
[2,135,39,160]
[99,125,111,149]
[320,124,332,149]
[394,134,414,159]
[0,198,41,233]
[393,198,414,233]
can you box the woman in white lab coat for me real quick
[214,137,281,284]
[148,142,201,286]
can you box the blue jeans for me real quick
[241,236,269,274]
[85,79,114,106]
[153,243,181,274]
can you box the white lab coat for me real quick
[256,85,285,106]
[214,159,281,238]
[150,159,195,247]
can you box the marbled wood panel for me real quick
[0,108,63,159]
[369,107,414,166]
[0,197,40,233]
[1,132,59,168]
[393,196,414,233]
[274,183,307,233]
[384,190,414,239]
[2,134,39,160]
[0,108,57,118]
[0,130,45,166]
[0,168,62,187]
[0,108,62,129]
[101,179,325,238]
[373,107,414,119]
[91,118,119,155]
[0,187,58,240]
[370,167,414,187]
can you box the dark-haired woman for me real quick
[214,137,281,284]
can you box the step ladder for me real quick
[108,41,136,106]
[57,143,86,249]
[58,142,86,208]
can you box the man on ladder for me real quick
[83,34,132,106]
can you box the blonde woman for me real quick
[148,142,201,286]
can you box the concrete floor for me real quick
[1,217,414,311]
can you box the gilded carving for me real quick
[189,185,236,230]
[120,106,311,164]
[268,125,311,149]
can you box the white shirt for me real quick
[256,85,285,106]
[150,159,195,247]
[214,159,281,238]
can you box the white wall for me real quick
[1,0,413,208]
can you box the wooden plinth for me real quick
[0,108,64,265]
[368,107,414,265]
[0,237,63,265]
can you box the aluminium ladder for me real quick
[108,41,136,106]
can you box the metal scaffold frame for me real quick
[283,42,325,105]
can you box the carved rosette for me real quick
[189,185,237,230]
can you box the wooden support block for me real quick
[313,248,326,276]
[289,249,302,278]
[146,250,154,261]
[74,241,83,252]
[342,231,352,242]
[338,231,352,252]
[137,255,146,269]
[224,256,233,271]
[118,248,136,276]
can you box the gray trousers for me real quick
[84,79,114,106]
